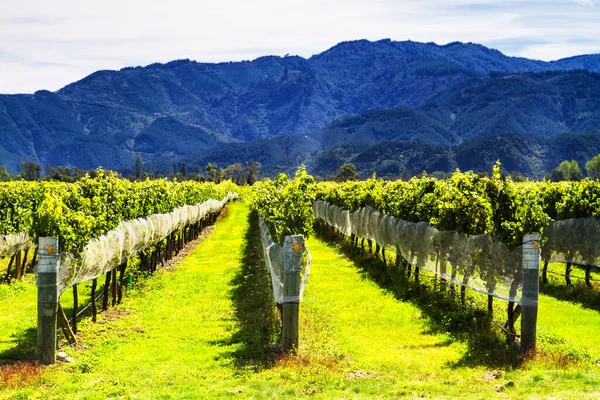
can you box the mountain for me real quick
[314,70,600,147]
[422,70,600,142]
[313,107,459,147]
[2,39,600,173]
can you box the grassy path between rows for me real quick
[300,235,600,399]
[1,201,600,399]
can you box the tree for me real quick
[549,160,583,182]
[20,161,41,181]
[335,163,359,182]
[0,165,11,181]
[180,162,187,178]
[135,154,143,179]
[205,163,219,182]
[245,161,261,185]
[44,166,89,182]
[586,154,600,180]
[44,163,53,177]
[222,163,244,184]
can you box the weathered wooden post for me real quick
[282,235,303,354]
[15,250,22,281]
[36,237,59,365]
[521,232,540,355]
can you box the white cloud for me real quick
[572,0,595,5]
[0,0,599,93]
[515,42,600,60]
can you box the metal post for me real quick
[282,235,303,354]
[36,237,59,365]
[521,233,540,355]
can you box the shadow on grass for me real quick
[314,221,523,369]
[541,274,600,313]
[216,210,280,370]
[0,327,37,366]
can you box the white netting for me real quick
[0,232,35,259]
[55,192,238,293]
[258,217,311,304]
[314,200,525,303]
[542,217,600,267]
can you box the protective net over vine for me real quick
[0,232,34,258]
[258,218,311,304]
[314,200,529,304]
[542,217,600,267]
[52,193,238,293]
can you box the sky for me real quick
[1,0,599,94]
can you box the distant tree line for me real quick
[0,161,121,182]
[0,157,261,185]
[546,156,600,182]
[6,155,600,184]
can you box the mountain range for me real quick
[2,39,600,176]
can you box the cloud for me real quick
[2,16,58,24]
[1,0,600,93]
[572,0,595,5]
[515,42,600,60]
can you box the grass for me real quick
[0,275,37,364]
[541,261,600,311]
[0,201,599,398]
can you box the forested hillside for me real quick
[189,132,600,179]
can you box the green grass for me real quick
[0,276,37,364]
[1,202,600,399]
[541,261,600,312]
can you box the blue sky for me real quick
[0,0,599,94]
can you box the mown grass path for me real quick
[300,236,600,399]
[2,201,600,399]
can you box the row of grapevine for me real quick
[315,166,600,286]
[251,167,316,244]
[251,168,313,353]
[0,170,238,279]
[252,165,600,312]
[1,173,240,364]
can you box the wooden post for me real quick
[282,235,303,354]
[4,255,14,282]
[542,260,549,284]
[102,271,111,310]
[20,249,29,281]
[15,250,22,281]
[91,279,98,322]
[29,247,38,273]
[72,284,78,334]
[521,233,540,355]
[111,267,117,306]
[118,262,126,304]
[36,237,59,365]
[586,265,592,288]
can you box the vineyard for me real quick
[252,166,600,350]
[3,167,600,398]
[0,172,238,364]
[1,173,238,284]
